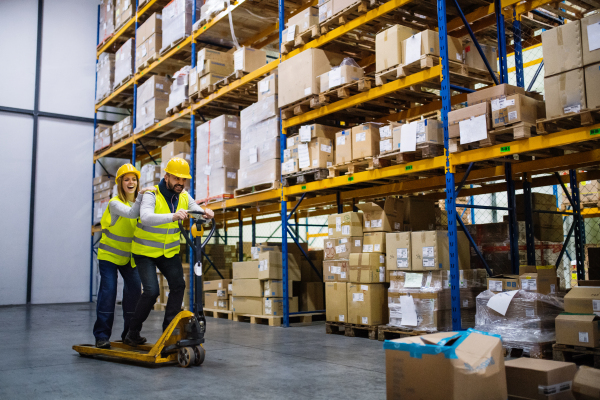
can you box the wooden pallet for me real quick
[234,312,324,327]
[319,0,372,35]
[317,78,373,107]
[449,122,536,153]
[377,325,432,341]
[373,143,444,168]
[553,343,600,368]
[282,168,329,187]
[503,340,555,359]
[280,25,321,54]
[113,74,134,92]
[204,308,233,320]
[325,321,347,335]
[234,181,280,197]
[345,323,378,340]
[159,36,189,56]
[327,156,387,178]
[536,106,600,134]
[112,132,132,145]
[281,95,320,120]
[199,70,249,97]
[135,53,160,72]
[166,99,190,116]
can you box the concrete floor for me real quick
[0,303,386,399]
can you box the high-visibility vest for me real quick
[131,185,188,258]
[97,197,137,266]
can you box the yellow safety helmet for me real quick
[164,157,192,179]
[115,163,140,181]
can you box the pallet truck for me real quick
[73,210,216,368]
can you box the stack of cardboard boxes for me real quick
[99,0,115,45]
[378,118,444,156]
[318,59,364,93]
[167,66,191,111]
[335,122,382,165]
[160,0,198,52]
[233,47,266,74]
[283,124,337,174]
[139,163,162,188]
[282,6,318,41]
[203,244,237,280]
[542,16,600,117]
[196,115,240,203]
[93,175,115,225]
[114,39,135,89]
[111,116,133,143]
[96,53,115,102]
[237,77,280,190]
[555,281,600,349]
[204,278,232,312]
[94,125,112,152]
[135,13,162,72]
[135,76,171,132]
[115,0,134,29]
[189,49,234,97]
[199,0,227,24]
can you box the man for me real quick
[124,157,214,346]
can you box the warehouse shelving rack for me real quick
[92,0,600,327]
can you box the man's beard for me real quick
[167,180,184,192]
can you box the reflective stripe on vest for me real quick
[97,197,137,266]
[131,185,189,258]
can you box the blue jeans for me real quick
[129,254,186,332]
[93,260,142,341]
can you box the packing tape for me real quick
[557,26,563,46]
[559,74,566,91]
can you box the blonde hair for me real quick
[117,173,139,204]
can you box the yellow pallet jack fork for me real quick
[74,211,216,368]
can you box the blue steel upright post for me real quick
[438,0,462,330]
[512,8,524,88]
[189,0,198,311]
[279,0,289,328]
[522,173,536,265]
[90,4,101,302]
[569,170,586,279]
[495,0,509,84]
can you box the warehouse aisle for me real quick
[0,304,385,399]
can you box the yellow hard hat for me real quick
[116,163,140,181]
[164,157,192,179]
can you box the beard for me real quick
[167,179,184,193]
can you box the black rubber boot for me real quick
[95,339,111,349]
[123,330,147,347]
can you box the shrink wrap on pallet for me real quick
[161,0,199,52]
[168,66,191,111]
[96,53,115,102]
[114,38,135,89]
[240,95,278,130]
[99,0,115,44]
[237,159,280,189]
[135,76,171,131]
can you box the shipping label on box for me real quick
[351,123,381,159]
[324,237,362,260]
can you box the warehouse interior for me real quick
[1,0,600,398]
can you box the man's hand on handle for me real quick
[172,209,188,222]
[196,200,215,219]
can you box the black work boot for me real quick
[95,338,111,349]
[123,330,147,347]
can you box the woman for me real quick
[93,163,153,349]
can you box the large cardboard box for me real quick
[564,285,600,314]
[555,313,600,348]
[288,6,319,32]
[347,283,387,325]
[298,137,333,170]
[351,123,381,159]
[325,282,347,322]
[411,230,470,271]
[162,141,190,161]
[386,232,411,271]
[573,366,600,400]
[237,158,280,189]
[505,358,576,400]
[231,296,263,314]
[385,331,507,400]
[299,282,324,311]
[294,124,339,144]
[323,260,350,282]
[362,232,386,253]
[491,94,539,128]
[327,212,363,238]
[232,261,258,279]
[581,14,600,66]
[233,47,266,73]
[403,197,437,231]
[203,278,231,292]
[401,30,463,65]
[348,253,386,283]
[324,237,362,260]
[464,42,498,72]
[231,279,263,297]
[263,279,293,297]
[487,274,520,292]
[199,72,227,90]
[263,297,299,315]
[137,75,170,104]
[257,251,301,281]
[335,129,352,164]
[332,0,361,15]
[279,48,344,108]
[319,65,364,92]
[137,12,162,43]
[204,292,220,308]
[542,21,583,77]
[584,62,600,110]
[448,102,491,140]
[356,197,404,233]
[544,68,587,118]
[519,265,558,295]
[467,83,525,106]
[318,0,333,23]
[257,72,278,102]
[375,24,417,72]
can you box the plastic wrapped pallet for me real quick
[99,0,115,44]
[168,66,191,110]
[240,95,278,131]
[114,38,135,89]
[200,0,227,23]
[475,290,564,352]
[135,76,171,131]
[238,159,280,189]
[195,115,241,202]
[161,0,199,52]
[140,164,162,188]
[96,53,115,102]
[115,0,134,29]
[240,116,279,148]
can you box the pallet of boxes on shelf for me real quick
[94,125,112,153]
[203,278,233,319]
[189,48,234,101]
[197,0,228,26]
[92,175,115,225]
[329,122,387,177]
[96,53,115,103]
[115,0,134,30]
[98,0,115,46]
[135,13,163,72]
[166,66,191,115]
[280,6,320,55]
[195,115,240,204]
[111,116,133,144]
[135,75,171,133]
[160,0,199,55]
[318,0,377,35]
[113,38,135,91]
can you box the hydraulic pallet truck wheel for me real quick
[73,211,216,367]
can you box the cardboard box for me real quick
[136,33,163,68]
[505,358,576,400]
[263,280,293,297]
[467,83,525,106]
[237,158,280,189]
[257,251,301,281]
[137,75,170,104]
[197,48,233,68]
[375,24,417,72]
[573,366,600,400]
[298,137,333,170]
[448,102,490,141]
[324,237,362,260]
[325,282,347,322]
[332,0,360,15]
[335,129,352,164]
[581,14,600,67]
[162,141,190,161]
[195,167,238,201]
[402,197,437,231]
[318,0,333,23]
[263,297,299,316]
[299,282,324,311]
[464,42,497,72]
[348,253,386,283]
[401,30,463,66]
[356,196,404,232]
[288,6,318,32]
[319,65,364,92]
[519,265,558,295]
[564,285,600,314]
[347,283,387,325]
[555,313,600,348]
[137,12,162,44]
[199,72,227,91]
[542,21,583,77]
[491,94,539,128]
[217,298,229,310]
[487,274,520,292]
[544,68,587,118]
[231,296,263,314]
[233,47,266,73]
[585,62,600,110]
[294,124,339,144]
[203,279,231,292]
[257,72,278,102]
[278,48,345,108]
[204,292,220,308]
[231,279,263,297]
[323,260,350,282]
[362,232,386,254]
[411,230,470,271]
[351,123,381,159]
[386,232,411,271]
[385,331,507,400]
[327,212,363,238]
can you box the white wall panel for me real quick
[39,0,98,118]
[32,118,93,304]
[0,113,34,305]
[0,0,38,110]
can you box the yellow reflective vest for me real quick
[97,197,137,266]
[131,185,188,258]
